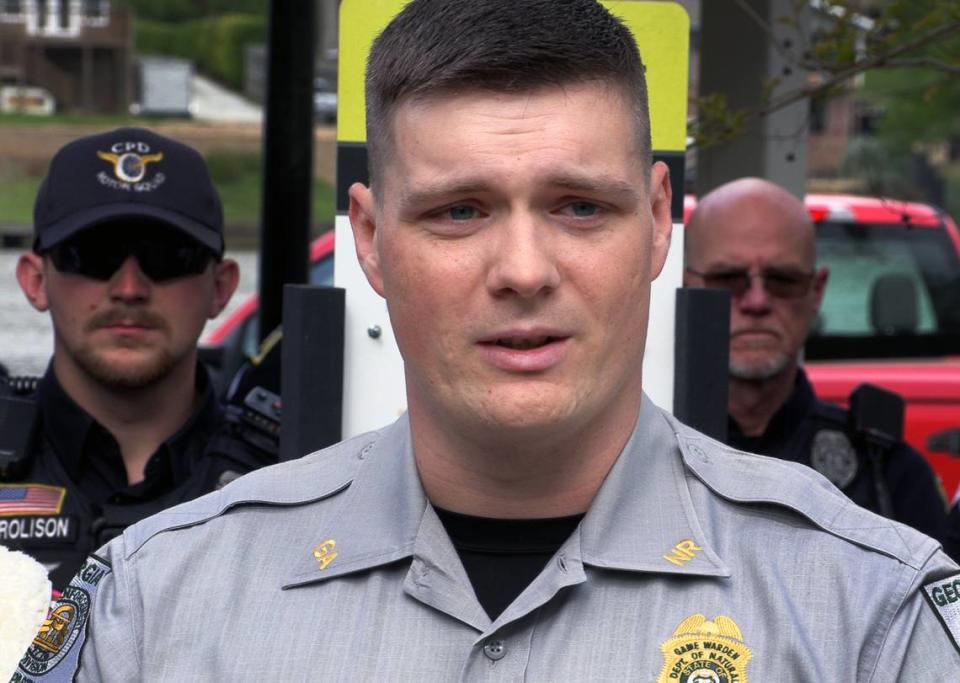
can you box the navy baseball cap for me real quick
[33,127,224,254]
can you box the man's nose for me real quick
[485,214,561,299]
[107,256,151,301]
[737,273,772,313]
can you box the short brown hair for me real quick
[365,0,651,188]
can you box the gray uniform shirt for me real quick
[18,395,960,681]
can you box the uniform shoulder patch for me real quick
[922,573,960,654]
[15,554,111,681]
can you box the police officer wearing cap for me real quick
[684,177,948,543]
[0,128,277,591]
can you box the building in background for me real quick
[0,0,131,113]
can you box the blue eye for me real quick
[448,205,476,220]
[568,202,598,217]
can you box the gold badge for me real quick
[97,149,164,183]
[32,603,77,654]
[312,539,338,570]
[657,614,753,683]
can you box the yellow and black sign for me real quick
[336,0,690,219]
[658,614,753,683]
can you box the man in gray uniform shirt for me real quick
[18,0,960,680]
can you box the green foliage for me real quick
[135,19,195,61]
[691,0,960,152]
[839,137,917,198]
[135,15,266,89]
[0,146,335,230]
[944,163,960,219]
[205,150,262,184]
[201,150,334,228]
[0,112,137,127]
[864,66,960,149]
[116,0,267,23]
[197,15,267,90]
[0,161,41,224]
[689,93,747,151]
[857,0,960,150]
[809,1,860,70]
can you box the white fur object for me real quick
[0,545,51,680]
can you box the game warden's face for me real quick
[352,82,672,441]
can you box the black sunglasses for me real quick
[47,227,216,282]
[686,266,815,299]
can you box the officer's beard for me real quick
[729,351,791,381]
[72,344,180,391]
[68,308,181,390]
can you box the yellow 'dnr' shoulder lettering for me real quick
[664,539,703,567]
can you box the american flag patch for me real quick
[0,485,66,516]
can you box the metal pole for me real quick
[280,285,345,460]
[258,0,316,341]
[673,288,731,442]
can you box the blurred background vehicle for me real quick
[313,77,337,124]
[201,230,335,383]
[0,85,55,115]
[803,194,960,494]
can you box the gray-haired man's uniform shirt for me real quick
[33,396,960,681]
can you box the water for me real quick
[0,249,259,377]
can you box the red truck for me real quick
[801,194,960,497]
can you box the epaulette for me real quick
[122,426,381,558]
[668,413,939,571]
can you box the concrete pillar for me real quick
[318,0,338,57]
[697,0,810,197]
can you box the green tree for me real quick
[115,0,267,23]
[691,0,960,151]
[861,2,960,152]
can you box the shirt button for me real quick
[483,639,506,661]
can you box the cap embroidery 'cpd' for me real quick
[33,127,224,255]
[95,148,164,185]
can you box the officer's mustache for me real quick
[730,326,781,338]
[86,308,168,333]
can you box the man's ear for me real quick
[16,252,50,312]
[348,182,385,297]
[648,161,673,280]
[209,258,241,318]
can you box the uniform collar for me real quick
[283,395,730,591]
[283,416,428,588]
[728,367,815,453]
[37,363,222,496]
[38,362,96,482]
[577,393,731,578]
